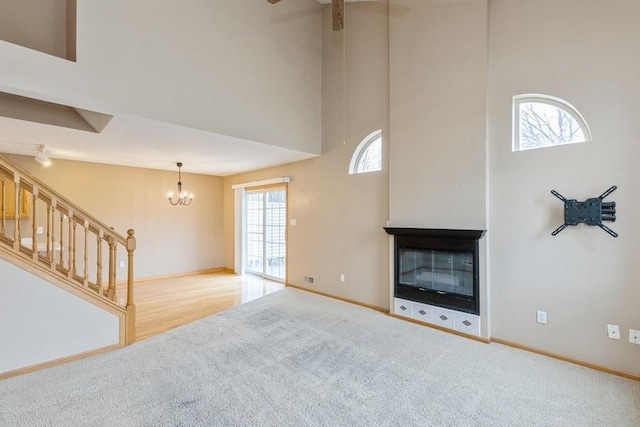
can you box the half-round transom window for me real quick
[513,94,591,152]
[349,129,382,174]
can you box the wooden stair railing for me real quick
[0,155,136,345]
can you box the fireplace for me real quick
[384,228,486,315]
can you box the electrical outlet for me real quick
[607,324,621,340]
[119,261,125,268]
[536,310,547,324]
[36,226,44,234]
[339,274,345,283]
[629,329,640,345]
[305,276,315,284]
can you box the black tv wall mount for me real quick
[550,186,618,237]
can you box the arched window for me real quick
[513,94,591,152]
[349,129,382,174]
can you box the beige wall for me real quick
[386,0,638,375]
[389,0,490,336]
[4,0,638,378]
[489,0,640,375]
[0,0,70,60]
[224,2,390,309]
[0,0,321,154]
[4,154,224,279]
[389,0,488,230]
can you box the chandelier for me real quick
[167,162,193,206]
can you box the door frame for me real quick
[245,186,286,281]
[232,177,290,280]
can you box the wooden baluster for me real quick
[83,220,89,287]
[31,186,38,259]
[97,229,103,295]
[68,210,75,279]
[52,200,59,268]
[1,177,5,235]
[59,210,64,268]
[13,179,20,250]
[0,160,140,323]
[125,229,136,345]
[46,202,52,263]
[107,235,116,300]
[113,244,118,300]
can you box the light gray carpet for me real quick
[1,288,639,427]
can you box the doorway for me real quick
[245,187,286,282]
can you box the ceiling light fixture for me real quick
[167,162,193,206]
[35,144,51,167]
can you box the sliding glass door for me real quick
[245,187,286,281]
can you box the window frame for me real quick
[512,94,592,152]
[349,129,382,175]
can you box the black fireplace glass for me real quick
[398,248,473,298]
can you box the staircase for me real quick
[0,155,136,352]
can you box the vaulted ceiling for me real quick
[0,0,343,176]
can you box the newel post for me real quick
[125,229,136,345]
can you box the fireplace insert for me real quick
[385,228,485,315]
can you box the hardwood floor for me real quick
[132,272,284,341]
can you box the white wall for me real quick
[0,257,119,374]
[489,0,640,375]
[0,0,321,154]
